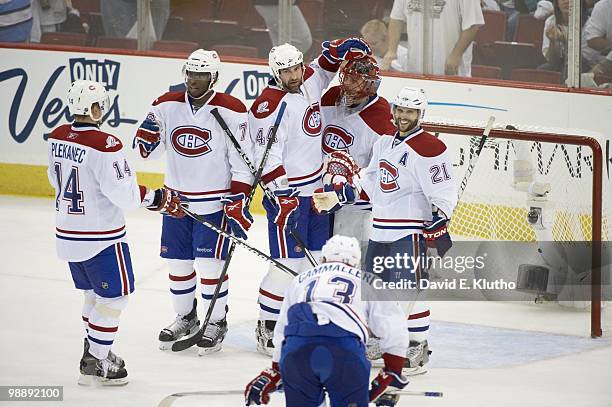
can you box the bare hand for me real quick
[445,53,460,75]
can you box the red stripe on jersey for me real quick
[164,186,231,196]
[372,218,425,223]
[56,225,125,235]
[405,131,447,157]
[152,91,185,106]
[288,164,323,182]
[209,92,247,113]
[259,288,284,302]
[169,271,196,281]
[230,180,251,196]
[359,96,396,136]
[201,275,230,285]
[82,316,89,322]
[47,124,123,152]
[262,165,287,185]
[88,323,118,333]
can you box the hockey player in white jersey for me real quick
[245,235,410,407]
[249,38,373,356]
[314,87,458,374]
[132,49,254,355]
[319,63,434,373]
[48,80,184,385]
[319,55,395,252]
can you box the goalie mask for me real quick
[67,80,110,123]
[182,49,221,98]
[339,56,381,106]
[269,43,304,91]
[321,235,361,268]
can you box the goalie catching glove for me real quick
[221,193,253,240]
[314,150,362,214]
[244,363,282,405]
[143,187,186,218]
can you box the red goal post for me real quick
[421,120,607,338]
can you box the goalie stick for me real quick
[157,389,443,407]
[210,106,319,268]
[172,103,290,353]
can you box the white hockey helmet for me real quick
[67,80,110,122]
[392,87,428,122]
[321,235,361,268]
[182,49,221,89]
[268,43,304,87]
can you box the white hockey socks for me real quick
[258,258,301,321]
[195,258,228,322]
[87,295,128,360]
[167,259,197,316]
[81,289,96,335]
[406,301,430,342]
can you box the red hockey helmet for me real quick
[339,56,381,105]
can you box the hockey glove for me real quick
[132,116,161,158]
[312,183,356,215]
[322,150,361,186]
[221,192,253,240]
[423,215,452,257]
[146,187,186,218]
[369,353,409,403]
[322,37,372,63]
[263,188,300,232]
[244,364,282,405]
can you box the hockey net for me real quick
[421,118,611,338]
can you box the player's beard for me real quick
[395,117,418,133]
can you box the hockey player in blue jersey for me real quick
[244,235,410,406]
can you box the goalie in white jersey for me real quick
[48,80,184,385]
[249,38,373,356]
[245,235,410,407]
[132,49,254,355]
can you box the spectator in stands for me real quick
[360,19,388,65]
[100,0,169,41]
[582,0,612,70]
[592,49,612,75]
[252,0,312,54]
[0,0,33,42]
[481,0,502,11]
[30,0,78,42]
[534,0,554,20]
[382,0,484,77]
[538,0,569,77]
[502,0,538,40]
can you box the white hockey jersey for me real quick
[272,261,409,364]
[47,123,145,262]
[320,86,396,210]
[249,55,339,196]
[138,91,254,214]
[360,127,458,242]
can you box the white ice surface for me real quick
[1,196,611,407]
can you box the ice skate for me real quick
[196,316,228,356]
[78,346,128,386]
[255,320,276,357]
[159,299,200,350]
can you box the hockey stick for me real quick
[457,116,495,200]
[172,104,292,352]
[158,389,443,407]
[210,106,318,268]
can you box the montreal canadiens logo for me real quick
[322,125,354,154]
[302,104,322,137]
[379,159,399,192]
[171,126,212,157]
